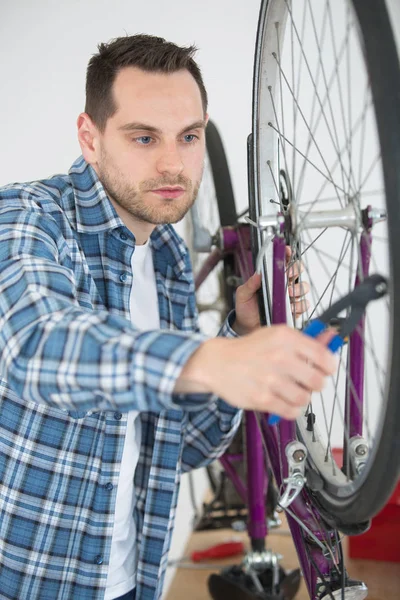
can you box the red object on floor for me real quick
[348,482,400,563]
[190,541,244,562]
[332,448,400,562]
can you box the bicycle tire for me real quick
[188,119,239,510]
[205,120,237,227]
[251,0,400,526]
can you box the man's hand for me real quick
[232,247,310,335]
[232,272,262,335]
[175,325,336,418]
[286,246,310,318]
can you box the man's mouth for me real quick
[151,186,185,199]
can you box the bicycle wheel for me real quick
[251,0,400,527]
[185,119,237,336]
[185,119,242,517]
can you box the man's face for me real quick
[94,67,207,225]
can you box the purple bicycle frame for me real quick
[195,223,371,599]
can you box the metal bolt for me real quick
[375,282,387,294]
[368,207,387,222]
[355,444,368,457]
[293,449,306,463]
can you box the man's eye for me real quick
[135,136,152,145]
[183,134,197,143]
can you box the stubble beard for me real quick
[97,151,202,225]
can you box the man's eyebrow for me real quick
[118,120,206,135]
[178,120,207,135]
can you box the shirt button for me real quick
[119,272,128,282]
[114,411,122,420]
[120,232,127,241]
[95,555,103,565]
[105,482,113,491]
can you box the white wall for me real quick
[0,1,260,596]
[0,0,260,214]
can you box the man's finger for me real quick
[245,272,262,293]
[316,329,339,352]
[287,261,305,280]
[236,272,262,303]
[288,281,310,298]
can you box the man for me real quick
[0,35,335,600]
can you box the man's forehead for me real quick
[113,66,202,106]
[109,67,205,132]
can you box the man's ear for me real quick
[77,113,100,166]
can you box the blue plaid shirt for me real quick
[0,156,241,600]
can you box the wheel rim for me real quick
[252,0,398,510]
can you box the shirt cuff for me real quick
[218,310,239,338]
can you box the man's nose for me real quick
[156,144,184,177]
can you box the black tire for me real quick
[205,120,237,227]
[195,122,280,526]
[203,119,238,316]
[251,0,400,526]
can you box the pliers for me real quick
[268,274,388,425]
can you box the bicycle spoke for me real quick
[326,0,357,196]
[306,235,352,320]
[296,20,352,203]
[283,0,356,202]
[273,52,346,208]
[345,1,354,199]
[299,189,384,207]
[357,82,371,194]
[307,0,354,196]
[291,1,308,194]
[357,152,382,196]
[268,122,348,196]
[304,91,373,212]
[276,21,287,161]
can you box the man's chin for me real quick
[145,203,193,225]
[149,211,188,225]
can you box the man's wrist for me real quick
[231,319,250,336]
[174,338,224,394]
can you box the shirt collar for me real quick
[68,156,189,278]
[68,155,124,234]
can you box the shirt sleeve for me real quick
[180,291,242,472]
[0,207,218,414]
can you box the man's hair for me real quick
[85,34,208,132]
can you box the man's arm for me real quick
[180,312,241,472]
[179,267,333,472]
[1,206,335,422]
[0,208,212,413]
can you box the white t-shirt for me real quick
[105,239,160,600]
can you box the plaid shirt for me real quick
[0,156,241,600]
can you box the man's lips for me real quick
[151,187,185,198]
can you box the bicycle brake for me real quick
[268,274,388,426]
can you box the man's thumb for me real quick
[239,272,262,301]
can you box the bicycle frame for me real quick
[194,221,371,599]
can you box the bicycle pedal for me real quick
[208,565,301,600]
[279,569,301,600]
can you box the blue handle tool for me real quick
[267,321,343,426]
[267,274,387,426]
